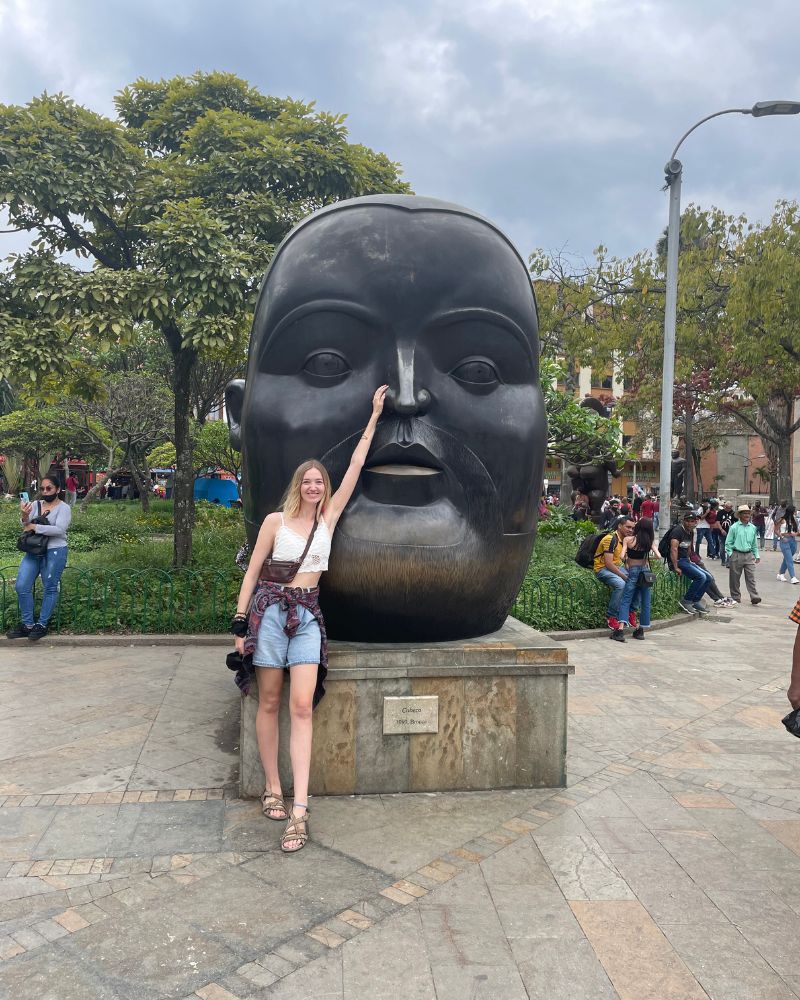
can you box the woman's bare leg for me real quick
[286,662,317,849]
[255,668,284,807]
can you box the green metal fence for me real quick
[0,565,238,635]
[512,571,689,632]
[1,564,689,636]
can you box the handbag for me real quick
[638,559,656,588]
[16,502,51,556]
[262,517,318,584]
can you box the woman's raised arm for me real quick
[326,385,387,527]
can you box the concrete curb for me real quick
[18,633,232,647]
[17,613,709,647]
[547,612,702,641]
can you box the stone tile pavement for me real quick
[0,550,799,998]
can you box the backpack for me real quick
[575,531,618,569]
[657,525,679,562]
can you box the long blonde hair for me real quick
[281,460,332,519]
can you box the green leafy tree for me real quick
[57,372,173,512]
[0,71,408,565]
[146,419,242,496]
[0,406,108,488]
[723,201,800,502]
[193,420,242,494]
[539,357,628,467]
[531,203,800,503]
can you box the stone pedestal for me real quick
[240,617,572,798]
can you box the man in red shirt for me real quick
[65,473,78,507]
[640,494,655,520]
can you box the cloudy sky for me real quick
[2,0,799,264]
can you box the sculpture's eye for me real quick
[450,357,501,386]
[302,351,351,379]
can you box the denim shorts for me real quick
[253,602,321,668]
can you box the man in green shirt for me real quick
[726,504,761,604]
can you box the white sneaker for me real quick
[778,574,787,582]
[792,578,799,585]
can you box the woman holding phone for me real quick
[6,475,71,641]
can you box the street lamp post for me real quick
[658,101,800,535]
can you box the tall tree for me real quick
[531,203,800,502]
[539,358,628,467]
[723,201,800,501]
[60,372,173,512]
[0,406,108,489]
[0,72,408,565]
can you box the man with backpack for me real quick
[586,515,636,634]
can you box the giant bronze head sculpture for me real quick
[226,195,546,641]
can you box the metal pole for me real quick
[685,405,694,503]
[658,160,682,534]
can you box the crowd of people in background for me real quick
[573,488,800,644]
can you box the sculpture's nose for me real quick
[385,347,431,416]
[385,386,431,416]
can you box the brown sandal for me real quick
[261,789,288,821]
[281,807,310,853]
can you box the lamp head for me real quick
[663,158,683,186]
[750,100,800,117]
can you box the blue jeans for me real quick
[779,537,797,576]
[617,565,649,627]
[15,547,69,626]
[596,567,629,619]
[677,558,710,604]
[695,527,714,558]
[253,602,321,667]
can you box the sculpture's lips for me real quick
[367,464,440,476]
[365,443,442,472]
[362,465,444,506]
[362,443,445,506]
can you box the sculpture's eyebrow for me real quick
[426,308,533,360]
[261,299,381,361]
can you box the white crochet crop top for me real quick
[271,514,331,573]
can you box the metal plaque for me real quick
[383,695,439,735]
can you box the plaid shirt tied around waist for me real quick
[235,580,328,707]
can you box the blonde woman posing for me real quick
[231,385,387,853]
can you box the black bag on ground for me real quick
[575,531,617,569]
[782,708,800,739]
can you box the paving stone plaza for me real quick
[1,553,799,1000]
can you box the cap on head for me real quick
[683,511,698,521]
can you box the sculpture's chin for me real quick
[335,494,466,546]
[319,529,536,642]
